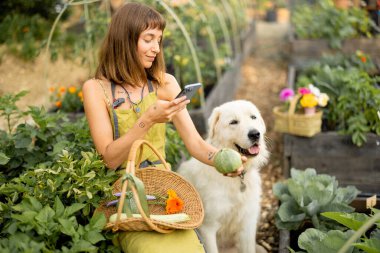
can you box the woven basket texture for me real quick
[94,140,204,233]
[273,94,322,137]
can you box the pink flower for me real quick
[279,88,294,101]
[298,87,311,95]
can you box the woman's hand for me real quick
[145,96,190,124]
[223,155,247,177]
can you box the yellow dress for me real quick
[99,80,206,253]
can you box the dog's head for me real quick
[207,100,269,168]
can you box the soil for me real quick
[0,52,89,129]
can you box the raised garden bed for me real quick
[282,64,380,195]
[288,28,380,68]
[283,132,380,195]
[276,167,380,253]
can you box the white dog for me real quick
[178,100,269,253]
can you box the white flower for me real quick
[318,93,329,107]
[308,84,321,97]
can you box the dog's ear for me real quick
[208,107,221,139]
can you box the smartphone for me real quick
[175,83,202,100]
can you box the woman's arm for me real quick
[173,110,218,166]
[173,100,245,177]
[82,78,188,169]
[162,75,245,176]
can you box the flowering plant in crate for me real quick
[295,55,380,146]
[49,85,84,113]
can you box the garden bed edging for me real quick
[288,27,380,68]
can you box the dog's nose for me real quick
[248,130,260,141]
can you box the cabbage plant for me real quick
[273,168,360,231]
[293,209,380,253]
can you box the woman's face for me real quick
[137,28,163,68]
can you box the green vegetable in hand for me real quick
[214,148,242,174]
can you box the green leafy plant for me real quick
[295,54,380,146]
[1,91,192,180]
[0,0,71,61]
[292,0,374,48]
[0,91,93,180]
[0,90,195,251]
[273,168,360,231]
[0,0,70,22]
[293,208,380,253]
[301,51,378,74]
[0,195,111,252]
[0,149,120,252]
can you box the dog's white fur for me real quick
[178,100,269,253]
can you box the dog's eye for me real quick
[229,120,239,125]
[251,115,257,120]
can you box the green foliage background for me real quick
[0,91,189,251]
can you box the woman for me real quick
[83,2,244,252]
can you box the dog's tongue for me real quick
[248,145,260,155]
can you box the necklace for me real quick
[120,84,145,113]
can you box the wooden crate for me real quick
[283,132,380,195]
[288,28,380,68]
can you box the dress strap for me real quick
[147,79,154,93]
[110,81,120,140]
[111,82,117,100]
[94,78,112,108]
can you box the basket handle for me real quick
[288,94,301,116]
[114,165,173,233]
[113,140,173,233]
[127,140,171,175]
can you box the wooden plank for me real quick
[288,134,379,157]
[289,27,380,66]
[284,133,380,194]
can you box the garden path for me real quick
[220,21,290,253]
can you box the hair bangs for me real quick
[144,9,166,31]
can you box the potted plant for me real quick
[281,52,380,195]
[333,0,351,9]
[273,84,329,137]
[275,0,290,23]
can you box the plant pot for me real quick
[333,0,351,9]
[276,8,290,23]
[265,9,277,22]
[304,107,316,115]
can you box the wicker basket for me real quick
[273,94,322,137]
[95,140,204,233]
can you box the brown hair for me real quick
[95,2,166,87]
